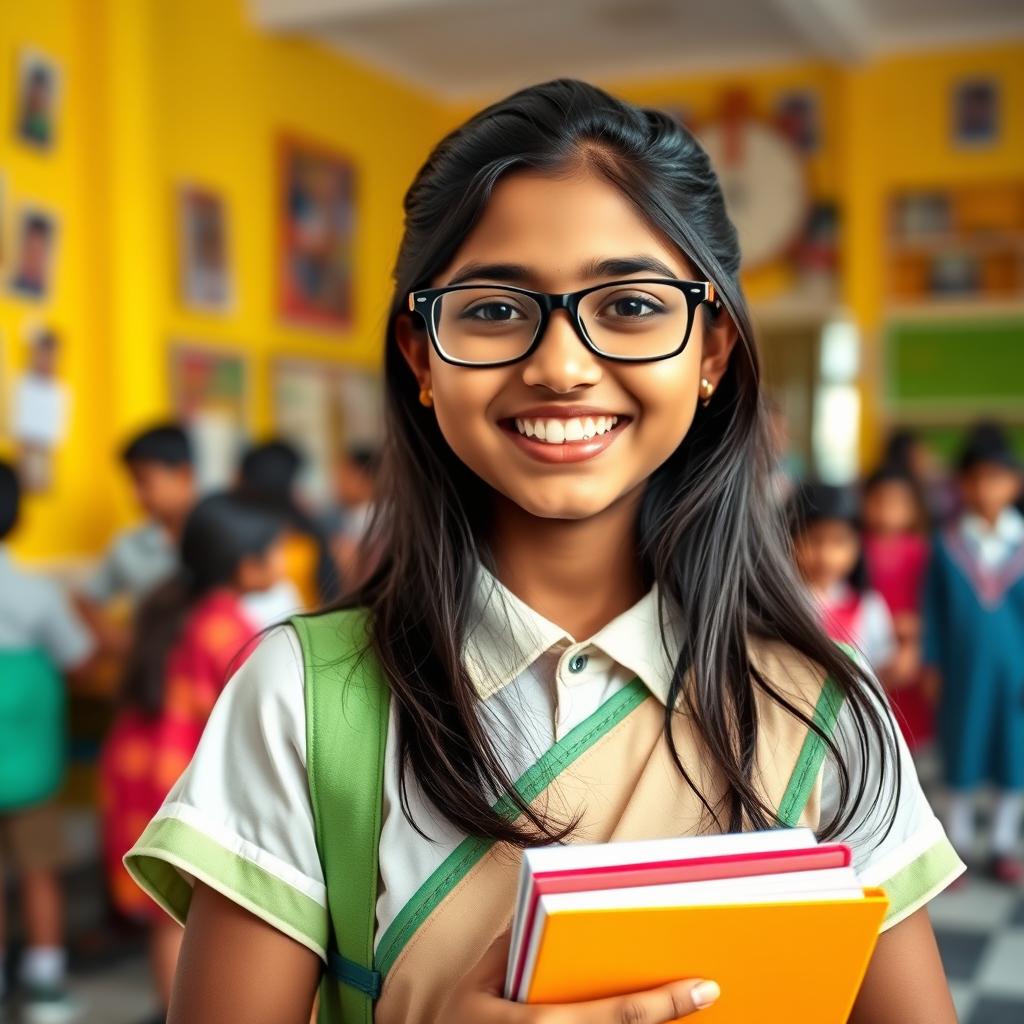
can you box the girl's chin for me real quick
[495,483,629,522]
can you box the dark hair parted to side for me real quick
[0,461,21,541]
[120,492,284,717]
[339,79,898,847]
[238,438,340,604]
[789,482,869,593]
[121,423,193,468]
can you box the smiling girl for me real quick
[126,81,962,1024]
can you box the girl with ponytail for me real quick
[102,492,285,1011]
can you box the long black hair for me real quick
[121,491,283,716]
[340,79,898,847]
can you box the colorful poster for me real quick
[272,358,381,508]
[277,136,355,329]
[178,186,232,312]
[170,344,248,491]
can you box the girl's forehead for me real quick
[434,169,694,289]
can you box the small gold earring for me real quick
[699,377,715,407]
[418,386,433,408]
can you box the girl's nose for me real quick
[520,310,602,393]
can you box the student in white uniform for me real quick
[0,462,96,1022]
[77,424,196,651]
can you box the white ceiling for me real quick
[249,0,1024,101]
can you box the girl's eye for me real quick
[462,300,526,322]
[598,294,666,319]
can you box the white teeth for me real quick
[514,415,620,444]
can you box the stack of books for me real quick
[506,828,889,1021]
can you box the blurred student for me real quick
[862,466,933,749]
[324,445,379,588]
[922,423,1024,882]
[790,482,897,676]
[237,440,337,611]
[0,461,96,1022]
[99,493,286,1011]
[883,428,957,526]
[78,425,196,652]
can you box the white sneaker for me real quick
[21,985,83,1024]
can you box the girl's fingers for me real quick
[542,978,721,1023]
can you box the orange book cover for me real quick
[526,888,889,1022]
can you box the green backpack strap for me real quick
[290,610,390,1024]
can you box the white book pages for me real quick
[506,828,817,994]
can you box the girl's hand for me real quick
[444,930,720,1022]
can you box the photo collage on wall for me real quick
[2,48,66,490]
[167,131,368,500]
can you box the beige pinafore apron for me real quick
[292,611,843,1024]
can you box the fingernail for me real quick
[691,980,721,1009]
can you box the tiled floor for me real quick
[932,879,1024,1023]
[915,741,1024,1024]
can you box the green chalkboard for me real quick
[885,317,1024,405]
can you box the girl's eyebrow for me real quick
[445,255,681,288]
[446,262,532,286]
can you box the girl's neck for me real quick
[489,491,645,640]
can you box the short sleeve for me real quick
[858,591,896,669]
[82,541,122,603]
[124,626,329,960]
[820,681,964,931]
[36,579,95,670]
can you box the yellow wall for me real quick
[3,1,1021,564]
[602,45,1023,460]
[3,0,445,562]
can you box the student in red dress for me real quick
[790,483,897,679]
[100,492,286,1013]
[862,466,933,749]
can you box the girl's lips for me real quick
[499,417,630,464]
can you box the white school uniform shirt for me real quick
[127,568,962,962]
[0,545,95,668]
[82,521,177,604]
[960,506,1024,571]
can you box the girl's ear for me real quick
[395,313,431,391]
[699,307,739,392]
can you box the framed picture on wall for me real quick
[952,78,999,147]
[276,135,355,330]
[14,49,60,150]
[774,90,820,155]
[170,343,249,491]
[178,186,232,312]
[271,358,381,509]
[8,205,58,301]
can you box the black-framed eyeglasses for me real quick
[407,278,718,368]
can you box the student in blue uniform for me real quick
[923,423,1024,883]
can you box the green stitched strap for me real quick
[777,675,845,827]
[291,611,390,1024]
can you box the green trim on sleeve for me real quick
[878,836,965,931]
[124,815,329,959]
[373,675,650,980]
[776,676,845,827]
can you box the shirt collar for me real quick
[462,567,683,706]
[961,506,1024,546]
